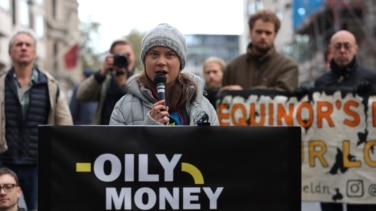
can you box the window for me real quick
[53,41,58,70]
[19,0,30,27]
[255,0,264,10]
[52,0,57,19]
[248,3,256,15]
[0,0,10,11]
[35,0,44,5]
[35,15,45,39]
[276,10,283,20]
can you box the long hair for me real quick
[138,73,198,111]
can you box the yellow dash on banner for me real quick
[76,163,91,172]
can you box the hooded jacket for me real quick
[109,72,219,126]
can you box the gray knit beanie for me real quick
[141,23,187,70]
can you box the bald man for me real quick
[314,30,376,211]
[315,30,376,92]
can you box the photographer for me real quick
[77,39,136,125]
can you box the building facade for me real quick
[185,34,239,76]
[0,0,80,91]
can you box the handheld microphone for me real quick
[154,72,166,105]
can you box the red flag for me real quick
[64,44,79,69]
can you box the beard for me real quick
[253,42,272,54]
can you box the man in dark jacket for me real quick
[314,30,376,211]
[315,30,376,92]
[221,9,299,93]
[77,39,137,125]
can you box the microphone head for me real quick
[154,72,166,103]
[154,72,166,85]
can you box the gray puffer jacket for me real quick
[109,72,219,126]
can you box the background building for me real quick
[185,34,239,76]
[292,0,376,85]
[0,0,80,92]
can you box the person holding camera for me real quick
[77,39,136,125]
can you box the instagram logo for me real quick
[346,180,364,197]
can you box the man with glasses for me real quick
[0,167,26,211]
[314,30,376,211]
[315,30,376,92]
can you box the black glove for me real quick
[355,81,371,94]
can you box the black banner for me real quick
[38,126,301,211]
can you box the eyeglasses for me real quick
[333,43,352,51]
[0,184,18,193]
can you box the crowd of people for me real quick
[0,8,376,211]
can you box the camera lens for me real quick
[113,54,129,69]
